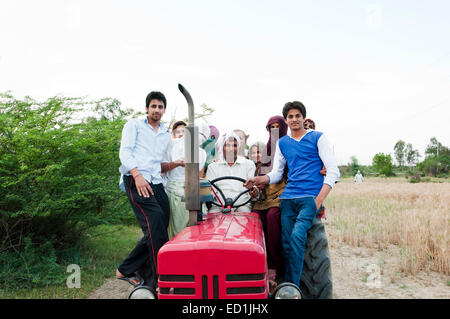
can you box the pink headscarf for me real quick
[208,125,220,139]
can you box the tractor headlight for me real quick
[128,286,156,299]
[273,283,302,299]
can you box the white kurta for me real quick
[163,137,207,239]
[355,173,364,184]
[206,156,256,213]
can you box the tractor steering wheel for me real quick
[208,176,254,213]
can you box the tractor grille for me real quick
[227,286,266,295]
[224,273,266,298]
[226,273,265,281]
[159,287,195,295]
[158,274,196,296]
[213,275,219,299]
[159,275,195,282]
[202,275,208,299]
[159,273,266,298]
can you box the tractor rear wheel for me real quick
[300,218,333,299]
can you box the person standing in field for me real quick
[244,101,340,288]
[355,170,364,184]
[115,91,180,290]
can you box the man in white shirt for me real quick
[116,91,172,289]
[162,122,209,238]
[244,101,340,288]
[206,132,259,213]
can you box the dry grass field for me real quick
[325,177,449,276]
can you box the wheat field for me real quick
[325,178,449,275]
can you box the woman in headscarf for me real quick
[248,142,265,166]
[253,115,288,291]
[164,121,210,239]
[208,125,220,140]
[201,125,220,176]
[303,118,315,130]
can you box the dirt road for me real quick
[88,225,449,299]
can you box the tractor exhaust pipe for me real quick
[178,84,200,226]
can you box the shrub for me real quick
[0,235,67,288]
[0,93,135,256]
[408,174,421,183]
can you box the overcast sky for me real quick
[1,0,449,165]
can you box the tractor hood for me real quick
[161,212,265,251]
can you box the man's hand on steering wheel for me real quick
[244,175,269,190]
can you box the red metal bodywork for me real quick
[157,212,268,299]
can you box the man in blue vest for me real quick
[244,101,340,288]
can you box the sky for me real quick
[0,0,449,165]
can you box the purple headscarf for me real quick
[259,115,288,175]
[209,125,220,139]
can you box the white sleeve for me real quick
[162,139,173,163]
[266,141,286,184]
[317,134,340,188]
[119,120,139,173]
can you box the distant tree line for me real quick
[339,137,449,179]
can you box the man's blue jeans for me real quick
[280,197,321,286]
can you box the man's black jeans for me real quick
[118,175,170,289]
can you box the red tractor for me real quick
[128,85,332,299]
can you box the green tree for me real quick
[417,137,449,176]
[405,143,420,167]
[393,140,406,168]
[372,153,394,176]
[425,137,445,157]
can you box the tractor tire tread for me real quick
[299,218,333,299]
